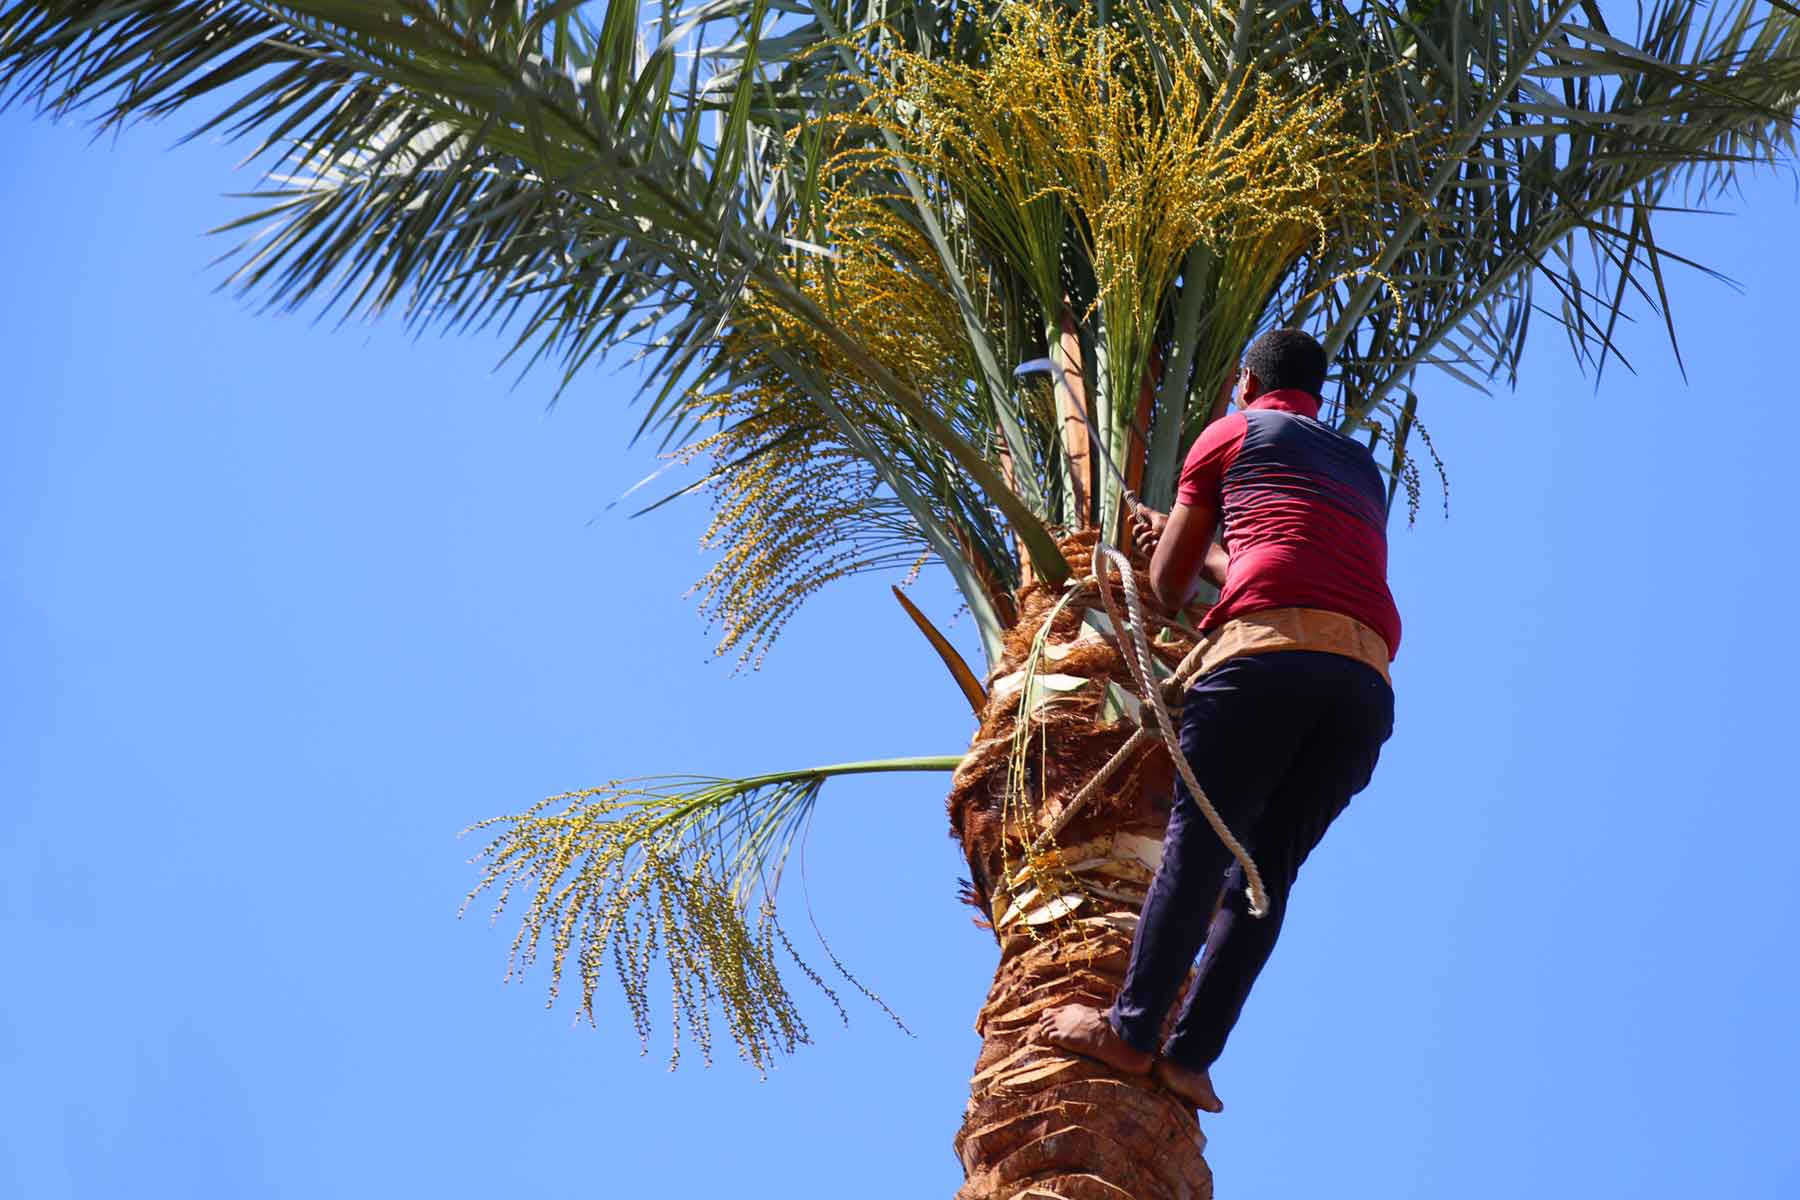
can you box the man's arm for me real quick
[1131,501,1227,612]
[1142,393,1241,612]
[1201,536,1229,591]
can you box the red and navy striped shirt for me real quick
[1176,389,1402,658]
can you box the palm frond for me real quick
[1313,0,1800,429]
[461,754,961,1072]
[676,389,933,669]
[0,0,1068,656]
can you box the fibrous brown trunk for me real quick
[947,534,1212,1200]
[953,870,1213,1200]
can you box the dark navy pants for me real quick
[1108,650,1395,1071]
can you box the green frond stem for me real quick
[1384,392,1419,519]
[1319,0,1584,366]
[1142,245,1216,511]
[461,754,961,1073]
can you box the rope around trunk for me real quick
[1030,543,1270,919]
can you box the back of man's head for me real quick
[1244,328,1328,399]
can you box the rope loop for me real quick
[1090,543,1270,919]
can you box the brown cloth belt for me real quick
[1191,606,1393,686]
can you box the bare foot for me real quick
[1034,1005,1154,1075]
[1154,1058,1225,1114]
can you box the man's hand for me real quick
[1141,498,1227,612]
[1130,502,1167,561]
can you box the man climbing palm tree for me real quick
[1039,329,1400,1116]
[9,1,1799,1192]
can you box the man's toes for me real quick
[1154,1059,1225,1113]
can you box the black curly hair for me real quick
[1244,328,1328,399]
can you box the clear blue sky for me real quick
[4,108,1798,1200]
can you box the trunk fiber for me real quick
[947,534,1212,1199]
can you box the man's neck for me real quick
[1246,389,1322,419]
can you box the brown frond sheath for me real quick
[1056,307,1094,528]
[1125,358,1156,500]
[893,586,989,716]
[949,520,1022,629]
[1113,346,1161,547]
[995,430,1033,582]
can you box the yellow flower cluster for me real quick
[859,0,1410,434]
[685,186,984,665]
[462,785,814,1073]
[743,183,976,404]
[683,387,895,666]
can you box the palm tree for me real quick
[6,1,1797,1195]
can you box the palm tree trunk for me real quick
[953,860,1213,1200]
[948,534,1212,1199]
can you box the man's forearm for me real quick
[1146,501,1219,612]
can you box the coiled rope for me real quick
[1030,542,1269,918]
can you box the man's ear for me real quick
[1212,369,1237,421]
[1236,369,1262,407]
